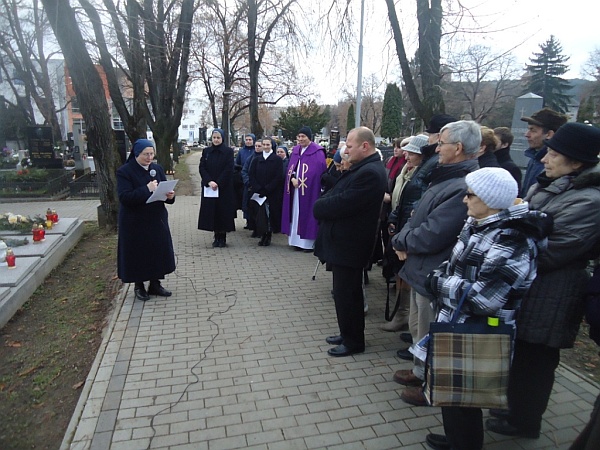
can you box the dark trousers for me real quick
[442,406,483,450]
[332,264,365,350]
[507,339,560,433]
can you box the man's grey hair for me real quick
[440,120,482,155]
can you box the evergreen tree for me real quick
[380,83,403,140]
[346,103,355,132]
[275,100,329,141]
[577,96,595,124]
[523,35,572,113]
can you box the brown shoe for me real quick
[400,386,428,406]
[393,369,423,386]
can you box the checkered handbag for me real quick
[423,288,514,408]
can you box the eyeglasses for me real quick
[437,140,458,147]
[465,192,478,199]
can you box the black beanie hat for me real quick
[298,126,313,141]
[544,122,600,164]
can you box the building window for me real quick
[71,96,80,113]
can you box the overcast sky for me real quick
[310,0,599,104]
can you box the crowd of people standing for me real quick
[118,114,600,450]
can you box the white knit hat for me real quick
[403,134,429,154]
[465,167,518,210]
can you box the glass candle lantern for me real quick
[6,248,16,268]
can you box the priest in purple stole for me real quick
[281,126,327,250]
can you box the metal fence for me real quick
[0,170,71,198]
[69,172,99,198]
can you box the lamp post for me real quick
[223,90,233,146]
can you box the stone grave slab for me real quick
[45,218,78,236]
[0,257,42,287]
[11,234,62,258]
[0,287,8,301]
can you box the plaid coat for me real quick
[412,202,550,361]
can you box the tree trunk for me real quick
[42,0,119,230]
[385,0,445,125]
[247,0,263,136]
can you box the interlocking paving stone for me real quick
[27,151,597,450]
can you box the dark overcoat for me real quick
[248,152,284,233]
[313,152,387,269]
[117,159,176,283]
[197,143,236,232]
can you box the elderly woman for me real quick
[486,123,600,441]
[198,128,236,247]
[382,134,428,332]
[117,139,176,301]
[422,167,550,450]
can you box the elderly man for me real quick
[314,127,387,357]
[391,120,481,405]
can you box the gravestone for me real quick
[27,126,63,169]
[510,93,544,168]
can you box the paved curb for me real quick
[59,283,130,450]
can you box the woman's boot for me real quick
[218,232,227,248]
[263,232,272,247]
[212,232,219,248]
[381,286,410,332]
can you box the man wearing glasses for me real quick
[391,120,481,406]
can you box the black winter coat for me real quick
[117,160,176,283]
[248,152,284,233]
[313,152,387,269]
[198,144,236,232]
[494,146,522,193]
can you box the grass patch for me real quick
[0,222,120,449]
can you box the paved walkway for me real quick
[3,153,598,449]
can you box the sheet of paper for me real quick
[146,179,178,203]
[251,193,266,205]
[203,186,219,198]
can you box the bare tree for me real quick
[0,0,65,143]
[79,0,194,171]
[359,74,384,134]
[41,0,120,229]
[191,0,311,140]
[446,45,520,123]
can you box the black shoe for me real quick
[326,335,343,345]
[218,240,228,248]
[396,348,413,360]
[212,239,219,248]
[327,344,364,357]
[400,332,413,344]
[489,408,510,419]
[263,232,271,246]
[148,282,172,297]
[485,418,540,439]
[134,285,149,301]
[426,433,451,450]
[258,233,267,246]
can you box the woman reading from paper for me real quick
[414,168,550,450]
[197,128,236,247]
[117,139,176,302]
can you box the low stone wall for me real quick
[0,218,84,328]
